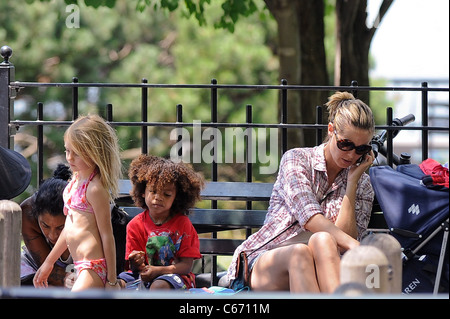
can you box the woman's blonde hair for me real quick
[64,114,122,202]
[325,91,375,137]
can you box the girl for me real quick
[34,114,122,291]
[228,91,376,293]
[118,155,204,290]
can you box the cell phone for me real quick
[356,153,366,165]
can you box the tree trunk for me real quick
[335,0,394,105]
[297,0,329,146]
[266,0,393,147]
[265,0,302,148]
[265,0,329,148]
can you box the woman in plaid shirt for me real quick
[228,91,376,293]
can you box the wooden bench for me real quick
[115,180,387,287]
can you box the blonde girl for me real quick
[34,114,122,291]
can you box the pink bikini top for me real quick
[63,170,97,215]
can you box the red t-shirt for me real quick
[125,210,202,288]
[126,210,202,264]
[125,210,201,288]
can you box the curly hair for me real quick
[128,155,204,216]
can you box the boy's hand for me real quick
[140,265,158,283]
[128,250,146,272]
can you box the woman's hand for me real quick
[348,150,374,184]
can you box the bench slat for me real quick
[199,238,244,255]
[117,180,274,203]
[191,208,266,228]
[120,207,267,234]
[200,182,273,201]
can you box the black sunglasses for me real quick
[334,131,372,155]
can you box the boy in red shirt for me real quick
[118,155,204,289]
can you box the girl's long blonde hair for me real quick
[64,114,122,202]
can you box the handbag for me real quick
[230,252,250,291]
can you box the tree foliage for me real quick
[3,0,394,202]
[1,0,279,200]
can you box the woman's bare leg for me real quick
[308,232,341,293]
[249,243,320,293]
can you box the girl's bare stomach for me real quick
[65,209,104,261]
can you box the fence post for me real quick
[0,45,15,149]
[0,200,22,287]
[339,245,390,294]
[361,233,402,293]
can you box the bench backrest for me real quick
[118,180,273,202]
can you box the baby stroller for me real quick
[369,115,449,294]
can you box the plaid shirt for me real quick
[227,144,374,281]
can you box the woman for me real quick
[20,164,73,286]
[227,91,376,293]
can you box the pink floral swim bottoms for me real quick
[74,258,107,285]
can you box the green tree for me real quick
[1,0,279,199]
[55,0,393,147]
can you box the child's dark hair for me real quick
[31,164,71,219]
[129,155,204,216]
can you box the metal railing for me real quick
[2,49,449,189]
[1,45,449,292]
[0,44,449,188]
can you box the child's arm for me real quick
[89,183,118,288]
[140,257,194,283]
[33,227,68,288]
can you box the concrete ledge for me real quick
[0,286,447,299]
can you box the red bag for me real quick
[419,158,449,188]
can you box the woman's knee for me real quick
[309,231,337,249]
[287,244,314,267]
[309,232,340,262]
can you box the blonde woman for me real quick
[228,92,376,293]
[34,114,122,291]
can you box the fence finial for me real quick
[0,45,13,64]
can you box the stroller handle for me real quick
[371,114,415,160]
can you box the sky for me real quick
[367,0,449,164]
[368,0,449,80]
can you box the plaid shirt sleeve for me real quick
[272,148,325,228]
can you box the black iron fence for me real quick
[1,45,449,194]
